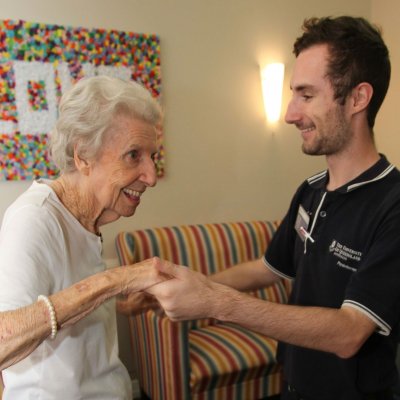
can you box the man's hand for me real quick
[145,262,231,321]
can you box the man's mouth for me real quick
[300,126,315,134]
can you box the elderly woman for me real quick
[0,76,167,399]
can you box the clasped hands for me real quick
[117,257,221,320]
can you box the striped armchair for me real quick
[115,220,292,400]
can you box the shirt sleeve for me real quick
[263,183,307,279]
[343,188,400,335]
[0,203,65,311]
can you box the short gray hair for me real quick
[50,75,162,173]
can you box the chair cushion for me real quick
[189,323,281,394]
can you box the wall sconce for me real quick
[260,63,285,124]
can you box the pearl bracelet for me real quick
[38,295,58,340]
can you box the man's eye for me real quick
[303,95,312,101]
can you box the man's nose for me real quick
[284,99,301,125]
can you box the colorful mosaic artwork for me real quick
[0,19,163,180]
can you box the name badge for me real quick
[295,205,310,242]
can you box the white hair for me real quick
[50,76,162,173]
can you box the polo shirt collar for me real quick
[307,154,395,193]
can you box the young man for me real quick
[147,17,400,400]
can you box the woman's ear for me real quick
[351,82,373,113]
[73,144,91,175]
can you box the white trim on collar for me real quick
[346,164,395,192]
[307,170,327,185]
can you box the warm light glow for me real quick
[260,63,285,124]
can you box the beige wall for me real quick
[372,0,400,166]
[0,0,375,264]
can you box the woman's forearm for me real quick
[0,258,167,370]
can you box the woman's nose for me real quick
[142,157,157,187]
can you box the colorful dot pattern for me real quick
[0,19,164,180]
[27,80,48,111]
[0,62,17,123]
[0,132,58,180]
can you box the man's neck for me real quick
[325,146,380,191]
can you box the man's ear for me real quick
[350,82,373,113]
[73,144,91,175]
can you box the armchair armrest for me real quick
[130,310,192,399]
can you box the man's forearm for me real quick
[145,261,375,358]
[211,285,376,358]
[210,258,280,291]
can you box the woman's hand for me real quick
[116,292,160,316]
[118,257,173,295]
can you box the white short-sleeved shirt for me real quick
[0,180,132,400]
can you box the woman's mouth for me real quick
[122,188,142,201]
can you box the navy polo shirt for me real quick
[264,155,400,399]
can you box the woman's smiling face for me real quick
[86,114,158,225]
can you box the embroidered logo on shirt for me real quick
[328,240,362,272]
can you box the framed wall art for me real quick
[0,19,164,180]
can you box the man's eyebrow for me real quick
[290,84,315,92]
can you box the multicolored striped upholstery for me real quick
[115,220,292,400]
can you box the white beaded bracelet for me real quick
[38,295,58,340]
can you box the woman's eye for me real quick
[129,150,139,160]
